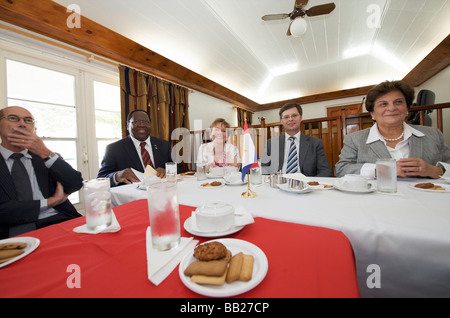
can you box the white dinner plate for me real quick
[199,182,225,189]
[180,172,196,178]
[278,183,313,194]
[334,182,377,193]
[308,183,334,190]
[439,176,450,184]
[224,180,247,186]
[179,238,268,297]
[183,217,245,237]
[409,183,450,193]
[0,237,40,268]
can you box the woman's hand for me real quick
[397,158,442,179]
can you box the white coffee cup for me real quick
[340,174,369,190]
[209,167,224,177]
[195,201,235,232]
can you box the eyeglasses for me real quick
[0,114,36,125]
[129,120,150,126]
[281,113,300,121]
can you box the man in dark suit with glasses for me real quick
[0,106,83,239]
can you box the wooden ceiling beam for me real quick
[0,0,448,113]
[259,85,374,111]
[403,34,450,87]
[0,0,259,111]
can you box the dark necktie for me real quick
[286,137,299,174]
[10,153,33,201]
[140,142,154,168]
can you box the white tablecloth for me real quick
[111,177,450,298]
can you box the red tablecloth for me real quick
[0,199,359,298]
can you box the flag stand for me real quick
[241,171,257,198]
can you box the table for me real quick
[111,177,450,298]
[0,199,359,298]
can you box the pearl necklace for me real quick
[381,131,404,142]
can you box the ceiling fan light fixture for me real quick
[290,17,307,37]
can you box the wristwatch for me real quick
[44,153,57,162]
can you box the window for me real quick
[93,80,121,167]
[2,54,120,207]
[6,59,78,165]
[6,59,81,203]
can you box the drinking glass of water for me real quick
[83,178,113,231]
[147,182,181,251]
[376,159,397,193]
[165,162,177,183]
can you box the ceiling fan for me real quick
[262,0,336,36]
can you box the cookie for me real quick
[190,268,228,286]
[193,241,228,261]
[183,257,229,277]
[415,183,434,189]
[0,249,24,261]
[226,252,243,283]
[0,242,27,250]
[239,254,254,282]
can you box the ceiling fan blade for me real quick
[306,3,336,17]
[287,21,293,36]
[294,0,309,9]
[262,13,290,21]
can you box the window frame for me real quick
[0,35,120,211]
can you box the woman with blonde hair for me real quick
[196,118,241,171]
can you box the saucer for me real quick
[183,217,245,237]
[278,183,312,194]
[409,183,450,192]
[224,180,247,186]
[334,181,376,193]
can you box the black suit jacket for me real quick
[0,153,83,239]
[261,134,333,177]
[97,135,175,186]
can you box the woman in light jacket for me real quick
[197,118,241,172]
[336,80,450,179]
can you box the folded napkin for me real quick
[137,175,161,190]
[73,211,121,234]
[131,165,158,182]
[189,205,255,233]
[146,227,198,286]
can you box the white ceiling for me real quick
[53,0,450,105]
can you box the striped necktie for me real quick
[286,137,298,174]
[140,142,154,168]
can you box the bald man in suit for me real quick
[0,106,82,239]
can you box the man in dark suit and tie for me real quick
[0,106,83,239]
[97,109,175,186]
[261,103,333,177]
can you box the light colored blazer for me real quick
[335,124,450,177]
